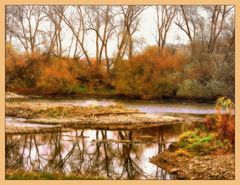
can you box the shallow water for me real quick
[11,97,216,114]
[5,123,190,180]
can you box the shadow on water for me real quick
[5,124,190,180]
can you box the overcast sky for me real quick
[59,6,190,58]
[8,5,209,57]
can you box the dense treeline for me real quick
[5,5,235,101]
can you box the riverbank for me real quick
[150,128,235,180]
[150,151,234,180]
[6,90,218,104]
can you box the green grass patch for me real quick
[175,129,231,156]
[70,85,88,93]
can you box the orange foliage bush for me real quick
[6,43,233,99]
[36,57,78,94]
[6,43,110,94]
[6,43,30,89]
[113,46,186,99]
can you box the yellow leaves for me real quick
[175,149,192,157]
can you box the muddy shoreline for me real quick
[150,151,235,180]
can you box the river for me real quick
[8,97,216,114]
[5,98,215,180]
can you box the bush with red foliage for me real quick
[204,97,235,145]
[215,97,235,145]
[204,115,217,131]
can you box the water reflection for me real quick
[6,125,186,180]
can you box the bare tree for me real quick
[154,5,176,56]
[6,6,47,52]
[6,8,15,43]
[85,6,116,73]
[225,11,235,49]
[53,6,92,66]
[44,6,65,56]
[175,6,199,53]
[206,5,234,53]
[42,6,66,60]
[114,5,146,62]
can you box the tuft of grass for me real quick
[175,129,227,155]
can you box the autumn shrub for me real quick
[177,52,234,99]
[113,46,186,99]
[6,42,234,99]
[6,43,28,89]
[204,115,217,131]
[36,57,78,94]
[22,52,45,87]
[6,44,46,91]
[72,58,112,92]
[202,97,235,146]
[206,79,229,98]
[177,79,210,98]
[214,97,235,145]
[6,45,111,95]
[87,62,109,91]
[212,49,234,99]
[35,56,111,94]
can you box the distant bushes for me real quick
[177,51,234,100]
[113,46,186,99]
[6,43,108,95]
[6,44,43,89]
[6,43,234,100]
[113,46,234,100]
[36,60,77,94]
[6,46,78,94]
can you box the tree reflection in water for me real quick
[5,125,185,180]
